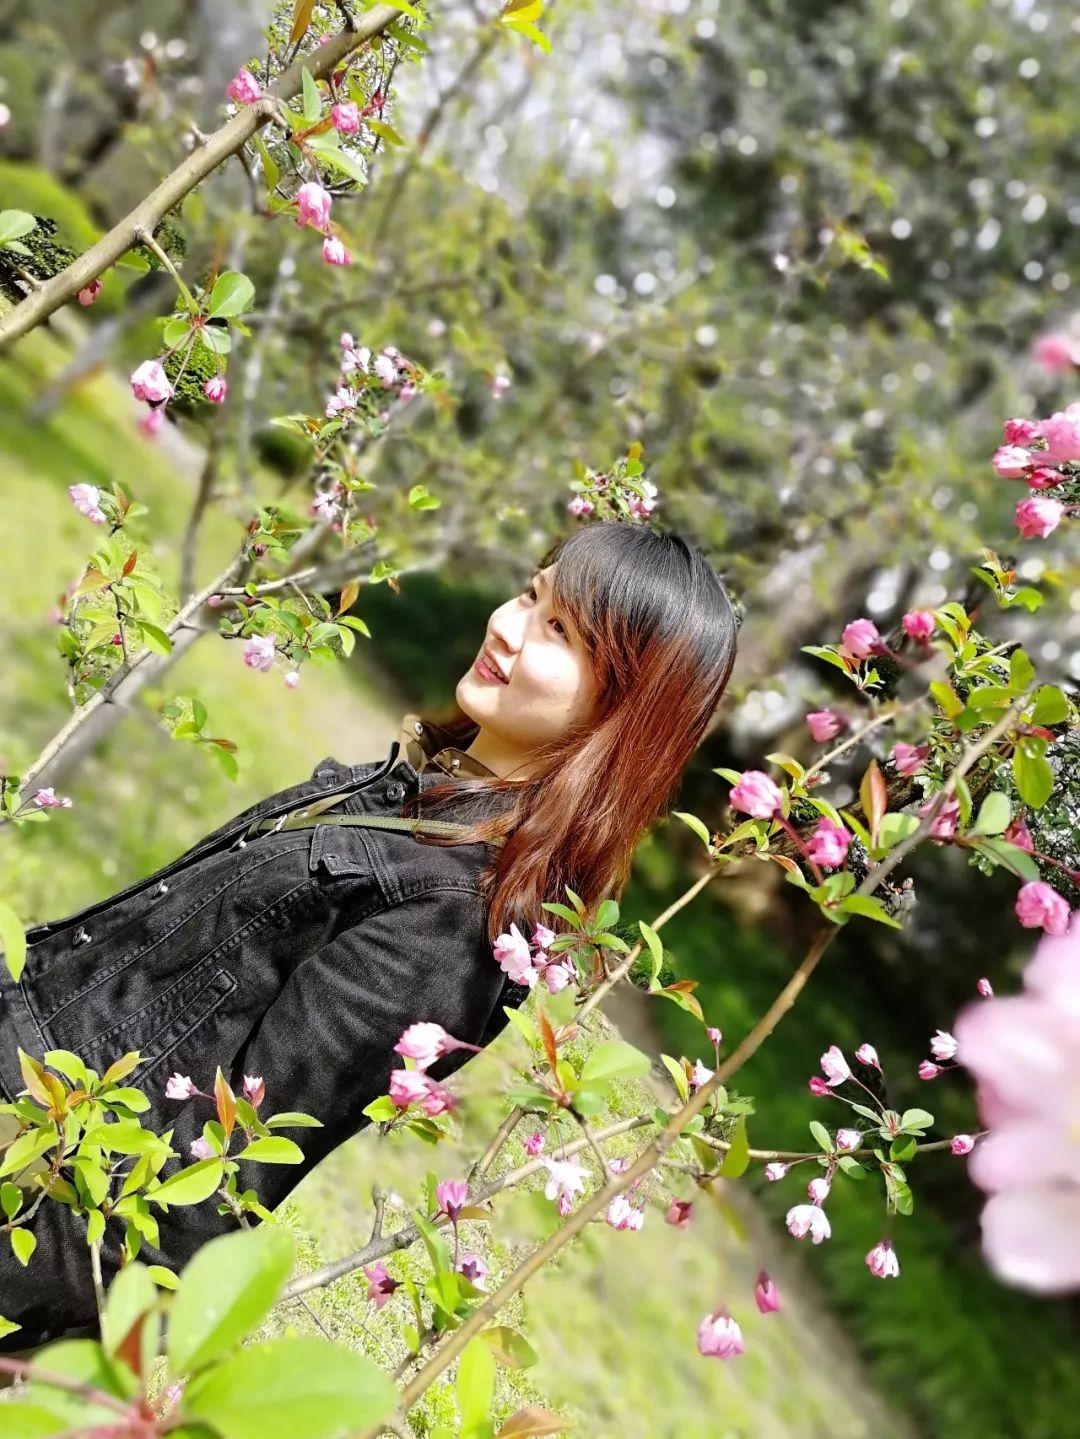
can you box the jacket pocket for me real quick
[75,959,237,1081]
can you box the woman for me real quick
[0,520,737,1352]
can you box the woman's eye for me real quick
[550,617,566,637]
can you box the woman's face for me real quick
[456,563,601,778]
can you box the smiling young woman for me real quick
[0,517,737,1354]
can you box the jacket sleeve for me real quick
[228,884,508,1211]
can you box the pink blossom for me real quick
[805,709,844,742]
[806,818,852,869]
[310,493,341,524]
[786,1203,831,1243]
[362,1261,400,1309]
[891,741,930,777]
[839,617,881,660]
[1016,495,1065,540]
[918,1060,942,1081]
[991,444,1033,479]
[532,923,557,951]
[1026,465,1064,491]
[606,1193,646,1230]
[323,235,352,266]
[666,1198,694,1227]
[1038,412,1080,464]
[706,1025,723,1046]
[540,958,575,993]
[951,1134,975,1156]
[295,181,332,230]
[835,1128,862,1151]
[918,794,961,842]
[284,670,301,688]
[697,1310,744,1359]
[395,1022,457,1070]
[435,1178,468,1220]
[494,922,538,986]
[820,1045,851,1087]
[457,1252,488,1286]
[130,359,173,405]
[372,353,396,388]
[729,770,784,820]
[242,634,276,672]
[855,1043,881,1070]
[1033,333,1079,371]
[540,1155,590,1207]
[340,331,354,350]
[190,1136,216,1160]
[1003,417,1041,446]
[902,609,935,642]
[754,1271,781,1313]
[524,1132,545,1156]
[165,1073,197,1100]
[764,1162,788,1182]
[689,1058,715,1091]
[77,278,102,307]
[1003,815,1034,853]
[139,407,165,438]
[68,482,107,524]
[977,977,995,999]
[204,374,227,404]
[1015,881,1071,936]
[341,344,371,375]
[388,1068,434,1108]
[331,100,360,133]
[31,787,73,810]
[490,374,512,399]
[568,496,595,517]
[807,1176,831,1204]
[226,67,262,105]
[808,1076,830,1097]
[865,1239,900,1278]
[419,1082,456,1116]
[242,1074,264,1107]
[628,481,659,518]
[930,1029,958,1062]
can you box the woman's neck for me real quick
[464,728,536,781]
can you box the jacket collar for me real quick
[398,712,497,782]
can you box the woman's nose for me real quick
[488,601,523,657]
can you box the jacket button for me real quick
[385,780,406,803]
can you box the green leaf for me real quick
[183,1336,398,1438]
[264,1112,323,1129]
[563,886,586,917]
[166,1227,295,1376]
[301,67,322,123]
[1031,684,1069,725]
[408,484,441,511]
[367,119,407,147]
[660,1054,689,1103]
[876,812,921,852]
[207,271,255,319]
[638,919,664,986]
[136,620,173,656]
[43,1050,88,1086]
[1013,744,1054,810]
[457,1337,497,1438]
[101,1262,158,1359]
[579,1040,652,1086]
[81,1121,163,1155]
[593,898,620,932]
[969,836,1041,882]
[673,811,712,848]
[1009,647,1036,694]
[970,791,1011,837]
[0,1127,59,1179]
[0,209,37,246]
[809,1120,833,1154]
[0,900,27,982]
[835,894,903,929]
[0,1402,71,1435]
[237,1136,305,1163]
[718,1117,750,1177]
[899,1108,934,1135]
[540,902,581,927]
[11,1226,36,1265]
[149,1158,224,1207]
[477,1325,538,1369]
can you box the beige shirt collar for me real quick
[398,712,497,781]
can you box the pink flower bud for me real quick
[855,1043,881,1070]
[991,444,1032,479]
[754,1270,781,1313]
[918,1060,941,1081]
[1015,495,1065,539]
[819,1045,851,1087]
[835,1128,862,1151]
[363,1260,401,1309]
[1026,465,1064,491]
[323,234,352,266]
[435,1178,469,1220]
[139,406,165,438]
[1003,417,1040,445]
[805,709,844,742]
[567,495,595,517]
[764,1162,788,1182]
[1032,332,1079,371]
[729,770,784,820]
[295,181,333,230]
[977,977,994,999]
[806,818,852,869]
[808,1076,830,1097]
[523,1132,545,1156]
[331,100,361,133]
[226,67,263,105]
[77,278,103,307]
[284,669,300,688]
[706,1025,723,1046]
[865,1238,900,1278]
[786,1204,831,1243]
[165,1073,197,1101]
[204,373,227,404]
[918,794,961,842]
[130,358,174,405]
[697,1310,744,1359]
[930,1029,958,1061]
[950,1134,975,1156]
[665,1198,694,1228]
[1039,412,1080,463]
[891,741,930,777]
[1015,880,1071,936]
[1002,815,1034,852]
[807,1176,831,1204]
[242,1074,265,1107]
[190,1136,216,1160]
[902,609,935,642]
[839,617,881,660]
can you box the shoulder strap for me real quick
[246,807,504,847]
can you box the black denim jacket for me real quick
[0,718,523,1351]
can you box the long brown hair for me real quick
[403,521,739,945]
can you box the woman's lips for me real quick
[474,652,507,684]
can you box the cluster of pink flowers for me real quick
[990,405,1079,540]
[164,1070,265,1158]
[954,909,1080,1292]
[567,462,660,522]
[239,632,299,689]
[294,180,352,267]
[696,1271,781,1361]
[31,786,74,810]
[918,1028,958,1081]
[385,1020,483,1117]
[493,919,575,993]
